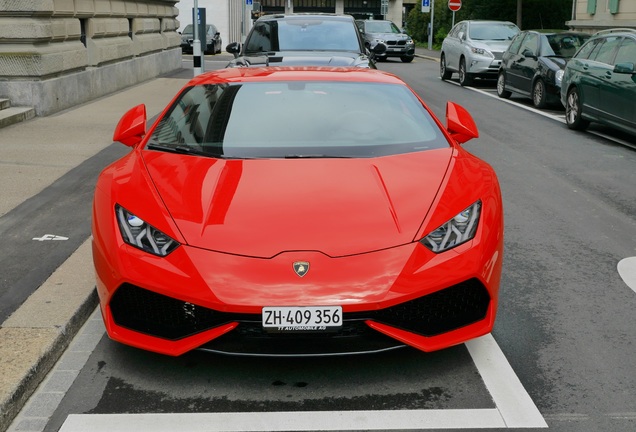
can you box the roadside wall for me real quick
[0,0,181,116]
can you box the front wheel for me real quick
[459,59,473,86]
[565,87,589,130]
[440,54,452,80]
[401,55,414,63]
[497,73,511,98]
[532,79,547,109]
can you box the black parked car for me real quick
[225,13,384,68]
[497,30,590,108]
[180,24,222,55]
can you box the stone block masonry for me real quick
[0,0,181,116]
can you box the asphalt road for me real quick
[7,54,636,432]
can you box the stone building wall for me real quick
[567,0,636,32]
[0,0,181,116]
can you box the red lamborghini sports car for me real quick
[92,67,504,357]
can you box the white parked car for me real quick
[440,20,520,86]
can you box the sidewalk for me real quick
[414,46,441,61]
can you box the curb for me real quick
[0,240,98,432]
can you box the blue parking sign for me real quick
[246,0,252,4]
[421,0,431,12]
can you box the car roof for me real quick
[188,67,404,87]
[521,29,589,36]
[462,20,517,25]
[256,13,355,22]
[590,28,636,39]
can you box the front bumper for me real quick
[375,41,415,58]
[93,223,503,356]
[466,53,503,76]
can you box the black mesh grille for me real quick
[362,278,491,336]
[109,279,490,342]
[386,40,407,46]
[110,284,243,340]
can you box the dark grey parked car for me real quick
[497,30,590,108]
[226,13,385,68]
[355,19,415,63]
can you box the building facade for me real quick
[567,0,636,32]
[0,0,181,116]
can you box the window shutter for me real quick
[586,0,597,14]
[609,0,619,14]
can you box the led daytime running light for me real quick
[422,200,481,253]
[116,205,179,256]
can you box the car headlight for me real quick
[470,47,491,57]
[555,69,564,88]
[406,38,414,45]
[374,38,386,45]
[421,201,481,253]
[116,205,180,256]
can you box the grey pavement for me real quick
[0,48,440,432]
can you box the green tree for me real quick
[408,0,573,46]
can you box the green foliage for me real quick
[407,0,573,45]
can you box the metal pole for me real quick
[428,0,434,50]
[193,0,203,76]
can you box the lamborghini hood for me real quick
[142,149,453,258]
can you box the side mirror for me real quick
[446,102,479,144]
[226,42,241,58]
[614,62,635,74]
[522,48,537,59]
[113,104,146,147]
[372,42,387,55]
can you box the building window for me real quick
[80,19,87,47]
[609,0,620,14]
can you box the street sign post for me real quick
[448,0,461,28]
[448,0,461,11]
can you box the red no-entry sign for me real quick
[449,0,461,11]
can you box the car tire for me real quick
[459,58,473,86]
[532,79,547,109]
[497,72,511,99]
[440,54,452,80]
[565,86,589,130]
[401,55,414,63]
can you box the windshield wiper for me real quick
[284,154,351,159]
[147,143,206,155]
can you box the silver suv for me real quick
[440,20,519,86]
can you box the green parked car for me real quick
[561,29,636,136]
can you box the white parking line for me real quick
[55,334,546,431]
[446,78,636,149]
[618,257,636,294]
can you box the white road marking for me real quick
[444,78,635,149]
[32,234,69,241]
[52,334,546,431]
[466,334,548,428]
[618,257,636,294]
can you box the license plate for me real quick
[262,306,342,332]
